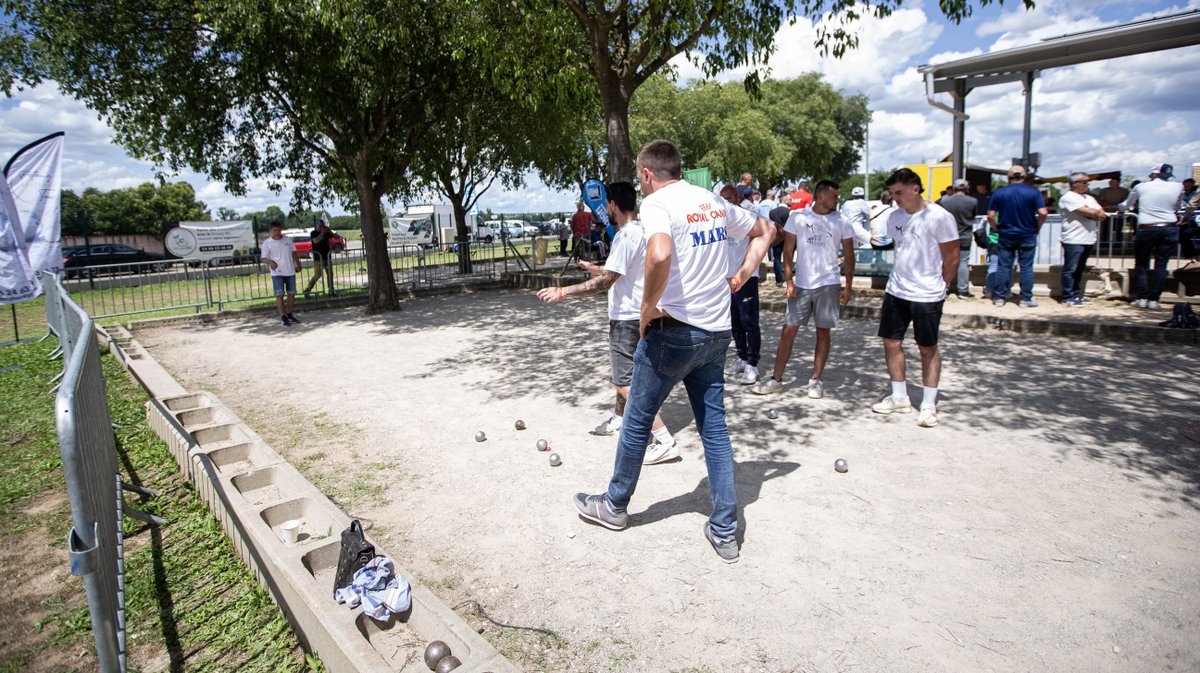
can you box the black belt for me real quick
[1139,223,1177,228]
[651,315,690,329]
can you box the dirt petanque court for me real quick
[137,289,1199,673]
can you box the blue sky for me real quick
[2,0,1197,217]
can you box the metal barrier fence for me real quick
[60,242,500,320]
[52,274,127,673]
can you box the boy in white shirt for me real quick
[260,221,303,326]
[753,180,855,399]
[870,168,960,428]
[536,182,677,465]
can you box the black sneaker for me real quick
[281,316,291,326]
[573,493,628,530]
[286,313,300,324]
[704,523,739,563]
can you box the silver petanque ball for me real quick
[834,458,848,473]
[474,431,486,442]
[549,453,562,467]
[536,438,549,451]
[434,655,462,673]
[766,408,779,419]
[423,641,451,670]
[515,419,526,430]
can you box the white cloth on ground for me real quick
[334,555,412,621]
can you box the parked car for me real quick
[282,228,347,257]
[62,244,168,277]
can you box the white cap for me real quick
[851,187,864,197]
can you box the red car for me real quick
[283,228,347,257]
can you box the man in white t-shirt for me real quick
[1120,163,1185,309]
[572,140,772,563]
[841,186,872,247]
[753,179,855,399]
[260,221,303,326]
[1058,173,1105,306]
[870,168,959,428]
[536,182,677,465]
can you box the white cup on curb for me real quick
[280,519,301,545]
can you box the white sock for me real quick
[609,413,623,430]
[652,426,673,444]
[923,387,938,409]
[890,380,907,399]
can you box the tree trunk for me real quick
[601,80,634,182]
[355,169,399,310]
[451,198,472,274]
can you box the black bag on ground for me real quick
[333,520,375,597]
[1159,302,1199,329]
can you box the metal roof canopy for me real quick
[918,10,1200,182]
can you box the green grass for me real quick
[0,339,319,672]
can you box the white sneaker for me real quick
[643,439,680,465]
[807,379,824,399]
[736,364,759,385]
[871,394,912,415]
[592,414,622,436]
[917,406,938,428]
[1147,300,1162,309]
[1130,299,1148,308]
[752,377,783,395]
[724,357,746,376]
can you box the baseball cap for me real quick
[953,178,969,190]
[736,184,753,198]
[1007,165,1027,178]
[851,186,865,196]
[1149,163,1174,179]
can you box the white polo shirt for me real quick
[260,236,297,276]
[603,221,646,321]
[640,180,758,331]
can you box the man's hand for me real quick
[267,260,278,270]
[535,287,564,303]
[786,279,797,299]
[728,274,743,294]
[639,303,665,338]
[840,285,852,305]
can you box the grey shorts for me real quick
[784,284,841,329]
[608,319,640,386]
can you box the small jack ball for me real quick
[766,408,778,419]
[474,431,486,442]
[549,453,562,466]
[515,420,526,430]
[536,439,549,451]
[834,458,848,473]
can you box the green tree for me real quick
[216,207,240,221]
[517,0,1032,181]
[8,0,472,310]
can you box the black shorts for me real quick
[878,293,944,347]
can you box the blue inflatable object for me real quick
[582,179,611,227]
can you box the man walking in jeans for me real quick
[987,165,1047,307]
[572,139,772,563]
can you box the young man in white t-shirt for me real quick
[753,180,855,399]
[536,182,677,465]
[260,221,303,326]
[870,168,960,428]
[1058,173,1105,306]
[572,140,772,563]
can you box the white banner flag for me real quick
[0,165,40,304]
[6,132,65,279]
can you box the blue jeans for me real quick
[768,243,784,283]
[1131,226,1179,301]
[606,321,738,539]
[994,236,1037,301]
[1060,243,1091,301]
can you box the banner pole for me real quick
[10,304,16,343]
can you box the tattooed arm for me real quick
[535,271,621,303]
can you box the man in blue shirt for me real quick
[987,165,1047,307]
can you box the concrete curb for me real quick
[502,272,1197,346]
[98,325,519,673]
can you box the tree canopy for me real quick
[60,182,210,237]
